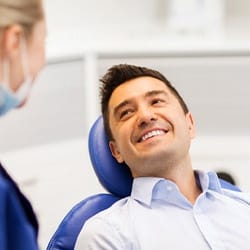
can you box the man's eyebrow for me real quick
[113,99,132,117]
[145,90,168,98]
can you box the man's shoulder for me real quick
[76,197,137,249]
[94,196,131,217]
[221,188,250,205]
[84,196,133,228]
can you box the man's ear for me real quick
[2,24,23,57]
[109,140,124,163]
[186,112,196,139]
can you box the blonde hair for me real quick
[0,0,44,35]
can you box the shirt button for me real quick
[166,185,172,191]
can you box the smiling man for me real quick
[76,64,250,249]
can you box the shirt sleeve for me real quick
[75,217,128,250]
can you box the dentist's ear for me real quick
[186,112,196,139]
[109,140,124,163]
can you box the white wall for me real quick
[44,0,161,37]
[44,0,250,43]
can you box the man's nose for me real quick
[136,106,157,128]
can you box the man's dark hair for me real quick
[100,64,189,140]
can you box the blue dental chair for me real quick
[46,116,241,250]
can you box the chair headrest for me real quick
[88,116,133,197]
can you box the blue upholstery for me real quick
[47,115,241,250]
[89,116,132,197]
[46,194,119,250]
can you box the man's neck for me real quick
[162,156,202,204]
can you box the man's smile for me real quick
[138,129,168,142]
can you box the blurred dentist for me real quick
[0,0,46,249]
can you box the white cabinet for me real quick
[0,59,87,152]
[1,52,249,153]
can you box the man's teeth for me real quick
[141,130,165,141]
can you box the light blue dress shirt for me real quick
[75,170,250,249]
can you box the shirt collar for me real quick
[131,170,223,207]
[131,177,163,206]
[196,170,223,193]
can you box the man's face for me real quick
[108,76,195,178]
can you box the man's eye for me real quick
[120,109,133,119]
[152,99,165,105]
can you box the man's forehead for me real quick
[111,77,169,98]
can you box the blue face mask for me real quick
[0,85,22,116]
[0,37,32,117]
